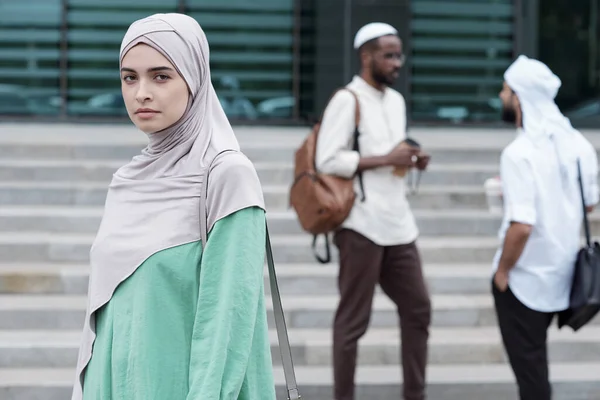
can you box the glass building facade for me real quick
[0,0,598,127]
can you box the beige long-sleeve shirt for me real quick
[315,75,419,246]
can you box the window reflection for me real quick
[409,0,514,123]
[0,1,62,116]
[0,0,295,120]
[188,0,295,120]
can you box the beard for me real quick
[501,106,517,124]
[371,61,397,86]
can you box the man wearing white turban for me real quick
[492,55,599,400]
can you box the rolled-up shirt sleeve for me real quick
[315,89,360,178]
[500,151,537,225]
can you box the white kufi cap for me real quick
[353,22,398,49]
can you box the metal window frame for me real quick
[59,0,69,120]
[513,0,539,59]
[292,0,301,120]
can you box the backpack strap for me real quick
[315,86,365,201]
[312,88,365,264]
[312,234,332,264]
[343,88,365,202]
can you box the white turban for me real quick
[504,55,582,183]
[354,22,398,49]
[504,55,573,144]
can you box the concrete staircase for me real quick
[0,124,599,400]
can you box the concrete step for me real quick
[2,136,598,171]
[2,124,599,162]
[4,293,597,331]
[0,293,508,330]
[0,232,501,264]
[0,159,501,186]
[0,141,507,164]
[2,326,599,369]
[2,131,599,169]
[0,207,514,237]
[1,364,599,400]
[0,263,493,296]
[0,160,296,185]
[0,181,487,210]
[3,206,599,238]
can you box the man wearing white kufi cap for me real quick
[315,21,431,400]
[492,55,599,400]
[353,22,398,49]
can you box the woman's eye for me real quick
[155,74,170,82]
[122,75,136,82]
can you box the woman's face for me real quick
[120,44,190,134]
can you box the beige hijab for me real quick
[71,13,265,399]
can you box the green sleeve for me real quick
[186,206,275,399]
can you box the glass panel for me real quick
[410,0,514,123]
[539,0,600,128]
[0,1,62,116]
[186,0,295,120]
[66,0,178,116]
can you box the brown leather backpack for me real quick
[289,88,365,263]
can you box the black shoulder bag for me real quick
[558,159,600,331]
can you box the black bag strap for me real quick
[312,234,332,264]
[577,158,592,248]
[344,88,365,202]
[317,87,365,202]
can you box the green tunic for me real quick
[82,206,276,400]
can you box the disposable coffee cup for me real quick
[393,138,420,177]
[484,176,503,214]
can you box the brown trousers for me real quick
[333,229,431,400]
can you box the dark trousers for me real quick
[332,229,431,400]
[493,282,555,400]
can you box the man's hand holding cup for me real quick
[388,138,430,176]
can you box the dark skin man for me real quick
[355,34,431,173]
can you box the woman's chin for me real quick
[131,117,166,134]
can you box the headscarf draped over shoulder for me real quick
[71,13,264,400]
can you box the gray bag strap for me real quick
[201,151,301,400]
[265,225,300,399]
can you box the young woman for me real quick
[72,13,276,400]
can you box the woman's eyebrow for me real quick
[120,66,175,73]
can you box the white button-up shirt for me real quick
[493,129,599,312]
[315,75,419,246]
